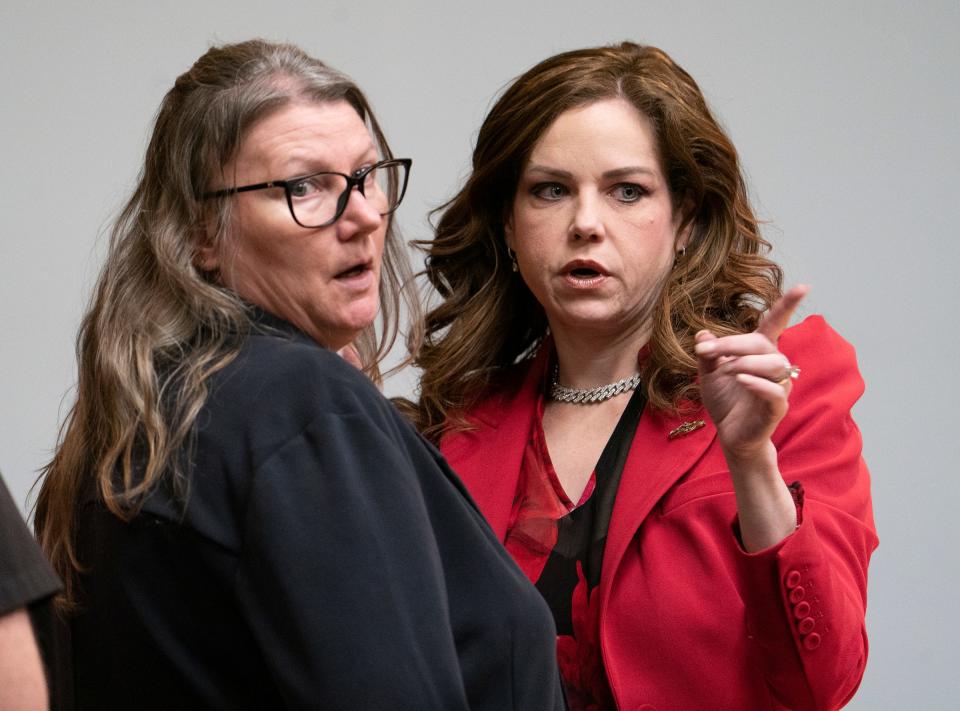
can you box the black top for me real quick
[0,473,63,706]
[70,310,566,710]
[0,474,61,616]
[535,385,646,636]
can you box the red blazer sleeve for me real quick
[733,316,878,710]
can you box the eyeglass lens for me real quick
[289,162,406,228]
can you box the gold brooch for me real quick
[668,419,706,440]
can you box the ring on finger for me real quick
[773,364,801,386]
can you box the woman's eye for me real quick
[290,174,340,199]
[612,183,645,202]
[532,183,568,201]
[289,180,317,199]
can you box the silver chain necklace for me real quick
[548,364,642,404]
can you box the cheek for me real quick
[506,201,541,253]
[372,227,388,268]
[511,214,556,260]
[630,213,679,249]
[229,206,271,253]
[232,211,305,268]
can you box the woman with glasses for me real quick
[409,43,877,710]
[34,40,565,710]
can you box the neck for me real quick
[550,320,650,390]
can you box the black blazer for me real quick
[69,310,565,710]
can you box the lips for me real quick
[334,260,373,280]
[561,259,610,287]
[562,259,609,278]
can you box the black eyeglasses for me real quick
[201,158,411,228]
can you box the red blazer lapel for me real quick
[440,347,551,540]
[600,405,718,608]
[443,347,720,582]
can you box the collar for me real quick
[246,304,308,339]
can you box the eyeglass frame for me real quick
[199,157,412,229]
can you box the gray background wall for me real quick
[2,1,957,707]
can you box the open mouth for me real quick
[563,260,608,285]
[335,262,370,279]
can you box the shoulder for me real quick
[0,477,61,612]
[216,330,390,422]
[470,367,529,419]
[439,356,540,471]
[175,330,417,535]
[458,350,548,430]
[779,315,859,369]
[194,330,406,484]
[778,315,863,397]
[774,316,865,442]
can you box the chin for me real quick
[335,306,380,340]
[552,305,624,329]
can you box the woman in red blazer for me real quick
[410,43,877,710]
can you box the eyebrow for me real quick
[282,145,378,176]
[525,164,657,180]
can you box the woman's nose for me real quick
[337,184,383,238]
[569,193,605,242]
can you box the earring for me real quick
[507,247,519,272]
[673,246,686,268]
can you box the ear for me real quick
[673,199,695,252]
[503,215,516,252]
[675,219,693,252]
[193,218,221,273]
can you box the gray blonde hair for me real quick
[35,39,420,606]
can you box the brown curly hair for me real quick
[409,42,781,441]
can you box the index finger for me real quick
[756,284,810,342]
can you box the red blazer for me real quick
[441,316,878,710]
